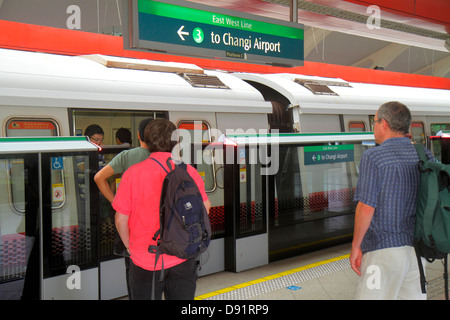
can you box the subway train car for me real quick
[0,48,449,299]
[0,48,271,299]
[234,72,450,137]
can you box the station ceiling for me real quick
[0,0,448,79]
[186,0,450,78]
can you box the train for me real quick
[0,48,449,299]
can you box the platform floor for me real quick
[194,243,448,300]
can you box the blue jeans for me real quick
[129,258,197,300]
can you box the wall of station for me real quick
[344,0,450,26]
[0,0,449,90]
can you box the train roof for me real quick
[0,49,271,114]
[234,73,450,116]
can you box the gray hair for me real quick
[377,101,411,134]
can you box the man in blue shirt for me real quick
[350,101,428,300]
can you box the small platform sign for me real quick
[304,145,354,165]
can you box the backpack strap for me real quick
[166,157,174,172]
[445,255,449,300]
[414,241,427,294]
[423,167,439,243]
[150,157,170,174]
[414,143,428,162]
[414,144,439,243]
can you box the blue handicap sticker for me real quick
[286,286,302,291]
[51,157,64,170]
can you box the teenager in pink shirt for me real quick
[113,119,211,300]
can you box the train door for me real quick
[260,133,374,261]
[41,150,99,299]
[0,137,99,300]
[171,114,226,275]
[70,109,167,146]
[70,109,167,299]
[0,152,40,299]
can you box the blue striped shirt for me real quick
[354,137,431,253]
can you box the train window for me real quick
[46,154,97,276]
[430,123,450,162]
[71,109,166,146]
[7,158,67,215]
[430,123,450,136]
[8,159,26,213]
[270,142,371,259]
[0,155,37,296]
[411,122,425,145]
[5,119,62,216]
[177,121,216,192]
[348,122,366,132]
[6,118,59,137]
[369,115,375,131]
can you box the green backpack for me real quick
[413,143,450,297]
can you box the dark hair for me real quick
[144,119,177,153]
[84,124,104,137]
[116,127,132,144]
[377,101,411,134]
[138,118,153,141]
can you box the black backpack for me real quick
[148,157,211,297]
[413,144,449,298]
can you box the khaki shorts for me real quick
[355,246,427,300]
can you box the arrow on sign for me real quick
[177,26,189,41]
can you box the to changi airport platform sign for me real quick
[128,0,304,66]
[304,145,355,165]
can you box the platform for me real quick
[194,243,448,300]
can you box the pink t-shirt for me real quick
[112,152,208,271]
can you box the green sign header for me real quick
[128,0,304,66]
[304,145,355,165]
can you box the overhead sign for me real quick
[304,145,354,165]
[127,0,304,66]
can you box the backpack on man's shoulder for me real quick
[413,143,450,298]
[149,157,211,261]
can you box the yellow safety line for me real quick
[195,253,350,300]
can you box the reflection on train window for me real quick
[238,146,265,236]
[71,109,167,147]
[8,159,26,213]
[348,121,366,132]
[411,121,425,145]
[369,115,375,131]
[7,156,68,214]
[0,157,30,289]
[270,143,371,259]
[6,118,59,137]
[177,121,216,192]
[430,123,450,136]
[47,155,95,276]
[430,123,450,162]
